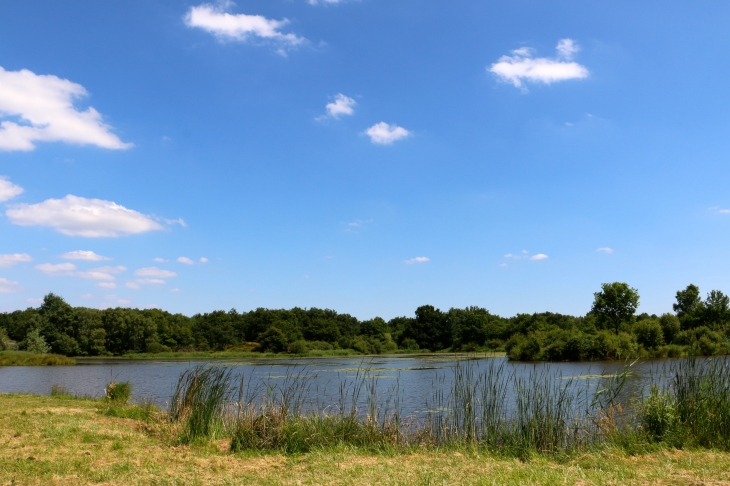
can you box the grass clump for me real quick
[169,365,232,443]
[105,381,132,405]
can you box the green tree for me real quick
[590,282,640,334]
[703,290,730,329]
[673,284,703,329]
[24,327,51,354]
[257,327,287,353]
[633,319,664,349]
[659,313,681,344]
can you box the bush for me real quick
[257,327,288,353]
[633,319,664,349]
[640,384,677,441]
[106,381,132,404]
[288,340,308,354]
[659,314,681,344]
[23,328,50,354]
[400,338,419,351]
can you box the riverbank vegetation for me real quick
[1,282,729,361]
[0,350,75,366]
[3,357,730,485]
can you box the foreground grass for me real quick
[0,351,75,366]
[1,394,730,485]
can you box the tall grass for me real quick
[169,365,233,443]
[165,356,730,456]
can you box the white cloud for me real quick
[308,0,344,5]
[0,66,130,151]
[35,262,124,281]
[6,195,165,237]
[366,122,410,145]
[126,282,140,289]
[200,257,208,263]
[489,39,589,89]
[597,247,614,254]
[60,250,112,261]
[117,299,132,305]
[405,256,430,264]
[325,94,356,119]
[177,256,195,265]
[0,277,20,293]
[0,253,32,268]
[499,263,508,267]
[97,282,117,289]
[134,267,177,278]
[504,250,547,261]
[0,176,23,202]
[184,3,304,48]
[556,38,579,60]
[36,262,77,274]
[170,288,180,293]
[153,257,168,263]
[142,279,166,285]
[81,293,94,299]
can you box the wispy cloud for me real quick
[504,251,549,261]
[489,39,589,90]
[0,277,20,293]
[177,257,195,265]
[184,3,304,51]
[0,66,130,151]
[97,282,117,289]
[0,253,32,268]
[200,257,208,263]
[60,250,111,261]
[597,247,614,254]
[153,257,168,263]
[35,262,125,281]
[366,122,410,145]
[0,176,23,202]
[6,195,165,237]
[405,256,430,264]
[134,267,178,278]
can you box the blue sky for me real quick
[1,0,730,319]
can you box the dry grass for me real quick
[2,393,730,485]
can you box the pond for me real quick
[0,355,679,416]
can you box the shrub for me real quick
[288,340,308,354]
[400,338,419,351]
[633,319,664,349]
[667,345,683,358]
[257,327,288,353]
[640,384,677,441]
[659,314,681,344]
[106,381,132,404]
[23,328,50,354]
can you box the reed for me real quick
[165,356,730,457]
[169,365,233,443]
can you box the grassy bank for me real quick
[0,350,75,366]
[2,393,730,485]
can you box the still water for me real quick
[0,355,674,415]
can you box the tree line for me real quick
[1,282,729,360]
